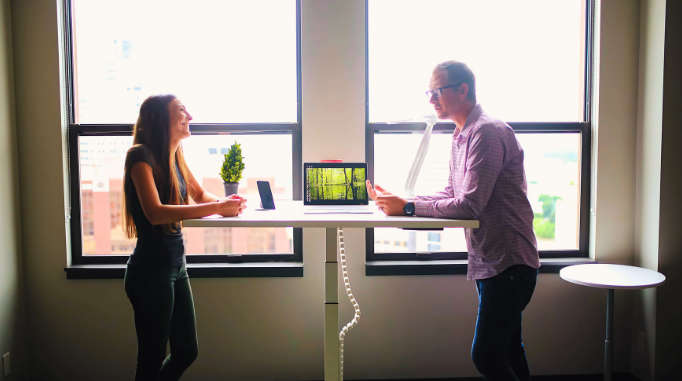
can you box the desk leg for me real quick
[605,289,614,381]
[324,228,340,381]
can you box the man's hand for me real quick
[366,180,407,216]
[366,180,393,200]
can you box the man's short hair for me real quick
[433,61,476,103]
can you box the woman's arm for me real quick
[131,162,245,225]
[185,166,222,204]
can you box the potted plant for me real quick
[220,142,245,197]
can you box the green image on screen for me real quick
[307,167,367,201]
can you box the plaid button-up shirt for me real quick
[414,104,540,280]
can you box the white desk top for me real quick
[560,264,665,289]
[183,201,479,229]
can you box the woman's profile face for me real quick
[168,98,192,142]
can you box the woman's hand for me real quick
[216,195,247,217]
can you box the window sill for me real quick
[365,258,596,276]
[65,262,304,279]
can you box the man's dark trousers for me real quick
[472,264,538,381]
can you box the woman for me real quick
[122,94,246,380]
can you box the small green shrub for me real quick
[220,142,245,183]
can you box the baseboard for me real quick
[327,374,640,381]
[531,374,640,381]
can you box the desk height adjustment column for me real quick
[324,228,340,381]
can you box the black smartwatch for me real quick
[403,202,415,216]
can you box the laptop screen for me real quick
[304,163,368,205]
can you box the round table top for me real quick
[560,264,665,289]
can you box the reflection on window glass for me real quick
[79,135,294,255]
[73,0,297,124]
[368,0,586,122]
[373,132,580,253]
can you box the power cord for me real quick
[337,115,433,379]
[338,227,360,380]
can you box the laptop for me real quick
[303,162,373,214]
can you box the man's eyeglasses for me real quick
[425,83,462,99]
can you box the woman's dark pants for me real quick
[125,263,198,381]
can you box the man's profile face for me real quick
[429,69,467,122]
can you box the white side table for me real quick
[560,264,665,381]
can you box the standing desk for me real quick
[184,200,479,381]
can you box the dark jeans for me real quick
[472,265,538,381]
[125,263,198,381]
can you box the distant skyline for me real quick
[374,131,580,252]
[79,129,580,255]
[79,135,294,256]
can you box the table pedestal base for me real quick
[605,288,614,381]
[324,228,340,381]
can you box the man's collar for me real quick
[455,103,483,137]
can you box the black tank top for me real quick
[125,145,186,265]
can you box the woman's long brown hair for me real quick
[122,94,192,238]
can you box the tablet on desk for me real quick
[256,181,276,210]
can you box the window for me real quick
[67,0,302,265]
[366,0,592,261]
[72,0,297,124]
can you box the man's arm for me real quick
[414,125,504,219]
[414,169,454,201]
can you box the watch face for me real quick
[405,203,415,215]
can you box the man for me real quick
[367,60,540,381]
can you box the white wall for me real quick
[0,0,28,380]
[652,1,682,378]
[11,0,641,380]
[593,0,640,267]
[589,0,642,371]
[302,0,365,164]
[632,1,665,379]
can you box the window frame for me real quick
[365,0,594,262]
[65,0,304,266]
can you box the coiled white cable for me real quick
[336,115,433,378]
[338,227,360,381]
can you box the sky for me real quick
[73,0,298,124]
[368,0,585,123]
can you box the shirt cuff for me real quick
[414,200,432,217]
